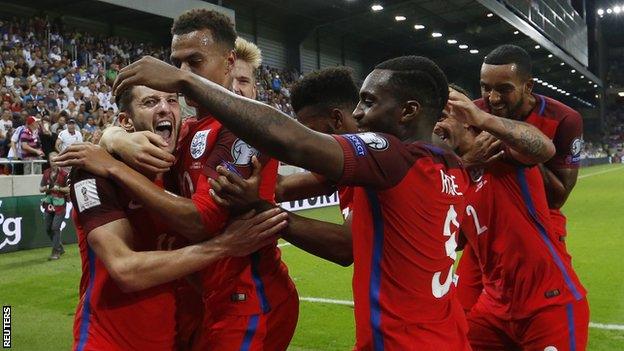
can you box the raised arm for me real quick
[112,56,345,182]
[87,209,287,293]
[448,90,555,165]
[55,143,209,242]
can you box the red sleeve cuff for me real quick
[332,135,357,184]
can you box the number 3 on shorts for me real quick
[431,205,459,298]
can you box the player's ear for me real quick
[400,100,421,124]
[117,112,135,133]
[524,76,534,95]
[225,50,236,75]
[331,108,343,130]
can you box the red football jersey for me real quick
[461,161,586,320]
[337,185,354,219]
[333,132,469,350]
[70,170,176,351]
[173,115,295,316]
[475,94,583,238]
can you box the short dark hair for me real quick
[171,9,237,50]
[290,67,359,114]
[115,86,135,114]
[375,55,449,117]
[484,45,532,78]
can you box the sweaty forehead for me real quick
[171,30,221,58]
[480,63,521,84]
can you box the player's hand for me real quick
[209,156,262,210]
[113,56,186,97]
[213,208,288,257]
[461,131,505,168]
[102,128,174,174]
[53,143,121,178]
[447,89,488,128]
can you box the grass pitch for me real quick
[0,164,623,350]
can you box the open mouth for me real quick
[154,120,173,143]
[434,124,449,141]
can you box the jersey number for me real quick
[466,205,488,235]
[431,205,459,298]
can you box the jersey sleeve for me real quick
[191,174,229,236]
[70,169,126,234]
[547,111,583,169]
[191,128,276,236]
[332,132,413,189]
[201,128,273,181]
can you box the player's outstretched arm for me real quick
[87,208,287,293]
[55,143,209,242]
[275,173,336,202]
[209,159,353,266]
[113,56,345,182]
[448,90,555,165]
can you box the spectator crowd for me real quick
[0,14,301,175]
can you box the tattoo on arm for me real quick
[495,118,548,159]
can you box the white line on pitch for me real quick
[299,297,624,330]
[300,297,354,306]
[277,242,292,248]
[579,166,624,179]
[588,322,624,331]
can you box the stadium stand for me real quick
[0,13,300,174]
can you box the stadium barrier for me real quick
[0,196,76,254]
[581,157,612,167]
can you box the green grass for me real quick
[0,164,623,350]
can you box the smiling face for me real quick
[480,63,533,120]
[120,86,181,153]
[352,69,403,136]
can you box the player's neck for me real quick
[197,107,212,120]
[516,94,537,121]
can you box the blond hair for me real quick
[234,37,262,69]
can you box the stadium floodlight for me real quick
[395,15,406,21]
[541,82,548,86]
[594,84,598,88]
[571,69,576,73]
[597,9,605,16]
[560,62,565,66]
[580,75,585,79]
[614,6,621,14]
[566,93,571,96]
[548,54,553,58]
[619,92,624,97]
[431,32,443,38]
[486,13,494,17]
[371,4,384,11]
[458,44,469,49]
[470,49,479,54]
[513,30,519,35]
[534,45,540,49]
[607,8,613,14]
[447,39,457,44]
[414,24,425,30]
